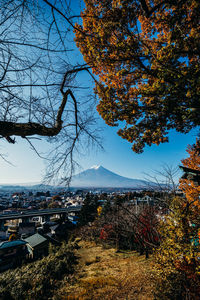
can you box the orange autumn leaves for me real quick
[75,0,200,153]
[154,139,200,298]
[180,139,200,211]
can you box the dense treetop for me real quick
[180,138,200,210]
[75,0,200,153]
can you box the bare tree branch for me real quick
[0,0,101,184]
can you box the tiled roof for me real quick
[25,233,47,248]
[0,240,27,249]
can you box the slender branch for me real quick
[42,0,83,34]
[0,39,69,52]
[23,137,50,160]
[0,153,15,166]
[0,55,11,82]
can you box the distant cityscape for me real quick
[0,165,180,272]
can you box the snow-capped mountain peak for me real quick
[90,165,101,170]
[71,165,148,188]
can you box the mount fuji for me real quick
[71,165,149,189]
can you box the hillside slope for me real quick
[55,240,155,299]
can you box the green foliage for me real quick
[78,193,99,226]
[154,196,200,299]
[0,242,76,300]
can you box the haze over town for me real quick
[0,1,199,299]
[0,1,197,186]
[0,125,197,185]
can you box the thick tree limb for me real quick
[0,89,69,140]
[0,63,96,145]
[0,120,62,139]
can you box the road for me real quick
[0,206,82,221]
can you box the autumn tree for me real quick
[75,0,200,153]
[180,139,200,214]
[52,195,62,202]
[0,0,100,183]
[155,139,200,299]
[97,201,160,254]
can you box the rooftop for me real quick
[25,233,47,248]
[0,240,27,249]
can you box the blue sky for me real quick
[78,123,198,181]
[0,0,198,185]
[0,113,197,184]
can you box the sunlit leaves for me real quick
[180,139,200,211]
[155,140,200,298]
[75,0,200,152]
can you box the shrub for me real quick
[0,242,76,300]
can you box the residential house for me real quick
[0,240,28,272]
[18,222,36,237]
[50,221,75,241]
[25,233,49,259]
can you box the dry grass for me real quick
[54,240,155,300]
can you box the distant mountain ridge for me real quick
[0,183,54,191]
[0,166,155,190]
[71,165,149,188]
